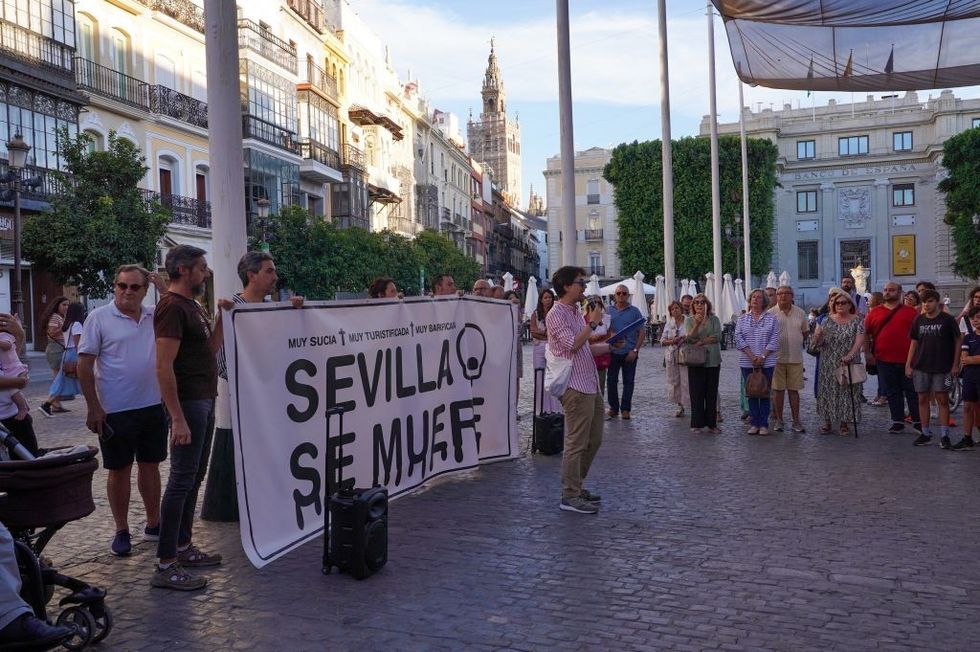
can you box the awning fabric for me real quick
[712,0,980,91]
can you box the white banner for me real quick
[225,297,519,568]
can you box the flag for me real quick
[842,50,853,78]
[884,44,894,74]
[806,55,814,97]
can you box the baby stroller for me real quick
[0,434,112,650]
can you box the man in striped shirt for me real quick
[546,266,616,514]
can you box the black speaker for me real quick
[327,487,388,579]
[322,406,388,580]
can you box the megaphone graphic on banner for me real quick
[456,323,487,383]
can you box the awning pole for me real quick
[658,0,675,301]
[707,3,723,297]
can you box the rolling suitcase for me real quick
[532,368,564,455]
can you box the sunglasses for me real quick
[693,300,706,305]
[834,300,851,306]
[116,282,145,292]
[615,291,628,296]
[572,279,587,287]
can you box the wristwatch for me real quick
[588,321,598,330]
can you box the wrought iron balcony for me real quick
[440,207,452,224]
[305,56,338,99]
[75,57,150,111]
[149,85,208,128]
[589,265,605,276]
[342,143,365,170]
[298,137,340,169]
[242,115,299,154]
[141,189,211,229]
[0,17,75,74]
[238,19,298,74]
[287,0,324,34]
[0,160,60,203]
[584,228,604,240]
[146,0,205,34]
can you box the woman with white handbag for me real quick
[812,290,866,435]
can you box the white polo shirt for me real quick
[78,302,160,414]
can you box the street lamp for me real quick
[256,197,271,252]
[1,134,41,322]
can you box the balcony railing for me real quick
[238,19,298,74]
[342,143,365,170]
[141,189,211,229]
[149,85,208,128]
[242,115,299,154]
[146,0,205,34]
[589,265,605,276]
[305,56,338,99]
[586,193,600,205]
[0,160,61,203]
[298,137,340,169]
[75,57,150,111]
[287,0,324,34]
[0,17,75,74]
[584,228,604,240]
[440,207,452,224]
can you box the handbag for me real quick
[836,362,868,386]
[745,367,770,398]
[677,344,707,366]
[544,347,573,398]
[62,348,78,378]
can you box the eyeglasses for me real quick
[116,282,145,292]
[693,300,706,305]
[572,279,587,287]
[615,291,628,296]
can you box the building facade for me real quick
[706,90,980,307]
[543,147,620,280]
[467,41,521,207]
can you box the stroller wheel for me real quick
[56,606,96,650]
[89,605,113,644]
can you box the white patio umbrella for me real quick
[704,273,717,309]
[586,273,602,297]
[718,273,738,323]
[523,276,539,321]
[502,272,514,292]
[598,276,656,296]
[734,278,747,313]
[652,274,669,322]
[779,271,791,288]
[631,270,649,318]
[765,271,777,288]
[687,279,699,297]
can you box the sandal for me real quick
[674,407,685,418]
[819,424,833,434]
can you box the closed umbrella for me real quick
[632,271,649,319]
[503,272,514,292]
[779,271,791,288]
[652,274,669,322]
[587,273,602,297]
[734,278,747,313]
[719,273,738,323]
[705,273,717,309]
[766,271,777,289]
[523,276,539,321]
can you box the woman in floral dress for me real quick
[813,290,866,434]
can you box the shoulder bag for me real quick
[745,367,770,398]
[836,362,868,386]
[544,347,574,398]
[677,344,707,366]
[866,306,902,375]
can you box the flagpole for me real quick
[658,0,676,300]
[739,80,751,290]
[707,2,722,296]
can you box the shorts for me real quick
[771,362,804,391]
[100,404,168,470]
[964,379,979,403]
[911,370,950,394]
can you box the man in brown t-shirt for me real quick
[151,245,233,591]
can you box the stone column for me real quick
[873,178,890,288]
[820,182,836,291]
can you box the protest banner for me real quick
[224,296,519,568]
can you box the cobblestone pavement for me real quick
[14,346,980,650]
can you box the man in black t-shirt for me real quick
[906,289,962,449]
[151,245,233,591]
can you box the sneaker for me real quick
[150,563,207,591]
[110,530,132,556]
[580,489,602,503]
[621,410,631,420]
[36,402,53,418]
[951,436,975,451]
[771,419,784,432]
[940,435,952,450]
[177,544,222,567]
[144,524,161,541]
[791,422,806,433]
[912,422,923,434]
[0,613,71,648]
[758,428,771,436]
[912,434,933,447]
[559,497,599,514]
[51,405,71,413]
[887,423,905,434]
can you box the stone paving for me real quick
[13,346,980,651]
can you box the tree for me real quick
[21,130,170,297]
[413,230,481,292]
[938,127,980,280]
[603,136,779,280]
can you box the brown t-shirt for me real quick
[154,292,217,400]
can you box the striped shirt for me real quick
[734,311,781,368]
[545,300,600,394]
[216,293,250,380]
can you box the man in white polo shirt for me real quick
[79,264,167,557]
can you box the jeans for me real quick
[558,389,604,500]
[157,399,215,561]
[0,522,31,630]
[878,361,920,427]
[607,354,637,412]
[687,366,720,428]
[1,414,38,458]
[742,367,775,428]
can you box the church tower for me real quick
[468,39,523,206]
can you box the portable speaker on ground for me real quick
[532,368,564,455]
[322,407,389,579]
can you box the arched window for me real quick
[77,14,97,61]
[83,129,104,153]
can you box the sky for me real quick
[350,0,980,209]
